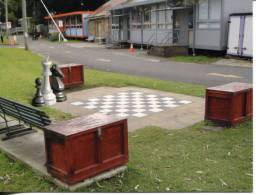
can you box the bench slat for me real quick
[1,108,21,120]
[0,108,51,128]
[0,97,47,114]
[2,109,49,127]
[0,97,51,129]
[0,99,48,117]
[16,104,49,117]
[0,97,50,113]
[16,107,51,122]
[15,111,51,125]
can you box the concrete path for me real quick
[213,58,252,68]
[29,40,252,87]
[52,87,205,132]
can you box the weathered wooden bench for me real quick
[0,97,51,140]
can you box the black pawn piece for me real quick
[50,64,67,102]
[32,78,45,107]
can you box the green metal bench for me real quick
[0,97,51,140]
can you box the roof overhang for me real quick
[111,0,165,10]
[89,15,110,20]
[44,11,94,20]
[111,0,195,11]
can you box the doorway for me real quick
[173,9,191,46]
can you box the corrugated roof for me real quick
[111,0,165,10]
[90,0,128,18]
[44,11,94,20]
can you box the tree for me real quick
[0,0,22,26]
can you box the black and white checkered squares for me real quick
[71,91,192,118]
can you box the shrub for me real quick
[48,32,59,42]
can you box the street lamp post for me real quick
[22,0,29,50]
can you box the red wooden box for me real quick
[59,64,84,88]
[205,82,253,127]
[43,114,128,185]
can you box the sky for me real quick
[47,0,108,12]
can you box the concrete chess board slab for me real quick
[70,90,192,119]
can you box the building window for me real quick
[198,0,221,20]
[209,0,221,20]
[198,0,221,29]
[188,9,194,29]
[198,0,208,20]
[131,8,142,29]
[112,17,119,30]
[158,9,165,29]
[77,15,82,25]
[144,9,150,23]
[150,5,158,29]
[166,10,173,29]
[143,8,151,29]
[198,22,208,29]
[208,22,220,28]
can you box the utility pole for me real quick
[5,0,8,37]
[22,0,29,50]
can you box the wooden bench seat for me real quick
[0,97,51,140]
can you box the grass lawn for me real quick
[0,121,252,192]
[169,55,221,64]
[0,48,252,192]
[84,69,205,97]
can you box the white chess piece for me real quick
[42,58,56,106]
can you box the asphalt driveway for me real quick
[29,40,252,87]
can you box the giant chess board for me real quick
[70,91,192,118]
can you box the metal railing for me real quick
[10,27,24,35]
[146,30,180,48]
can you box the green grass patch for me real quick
[0,121,252,192]
[0,48,72,120]
[170,55,221,64]
[84,69,206,97]
[66,40,84,43]
[0,48,252,192]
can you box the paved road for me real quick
[30,40,252,87]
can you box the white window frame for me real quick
[197,0,222,30]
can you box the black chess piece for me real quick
[32,78,45,107]
[50,64,67,102]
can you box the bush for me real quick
[48,32,59,42]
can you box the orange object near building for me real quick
[129,43,135,53]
